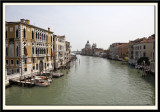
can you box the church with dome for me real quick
[81,40,100,56]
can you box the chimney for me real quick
[48,27,50,31]
[25,19,30,24]
[20,19,25,23]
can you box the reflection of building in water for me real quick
[81,40,105,57]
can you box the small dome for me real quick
[85,41,91,49]
[92,43,97,48]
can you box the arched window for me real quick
[23,28,26,38]
[16,29,18,38]
[39,48,41,54]
[38,48,40,54]
[46,35,48,42]
[36,32,37,39]
[42,34,43,40]
[38,33,39,39]
[16,46,18,56]
[40,33,42,40]
[32,31,34,39]
[36,48,37,54]
[32,47,34,54]
[24,46,27,56]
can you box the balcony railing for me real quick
[32,54,36,57]
[36,54,46,57]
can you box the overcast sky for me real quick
[5,4,155,51]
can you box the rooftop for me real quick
[6,19,54,33]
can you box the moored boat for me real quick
[34,77,50,87]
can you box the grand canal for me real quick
[6,55,155,105]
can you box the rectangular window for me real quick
[6,30,8,39]
[24,59,27,64]
[16,60,19,65]
[32,58,35,63]
[36,64,38,70]
[16,29,18,38]
[6,47,8,56]
[144,45,146,49]
[11,60,14,65]
[6,60,8,65]
[16,46,19,56]
[33,66,35,70]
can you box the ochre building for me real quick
[5,19,54,75]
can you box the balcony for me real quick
[36,54,46,57]
[32,54,36,57]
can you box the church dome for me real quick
[92,43,97,48]
[85,41,91,49]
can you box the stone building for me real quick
[117,43,128,60]
[54,35,66,69]
[81,41,92,56]
[150,34,155,73]
[5,19,54,75]
[109,43,126,59]
[81,41,105,57]
[128,37,146,65]
[65,41,71,64]
[133,35,154,64]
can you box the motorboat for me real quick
[36,76,52,83]
[34,77,50,87]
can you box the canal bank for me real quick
[5,55,155,105]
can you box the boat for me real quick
[34,77,50,87]
[36,76,53,83]
[52,72,64,78]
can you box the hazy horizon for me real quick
[5,4,155,51]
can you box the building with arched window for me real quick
[5,19,54,75]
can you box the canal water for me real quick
[5,55,155,105]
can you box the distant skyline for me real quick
[5,4,155,51]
